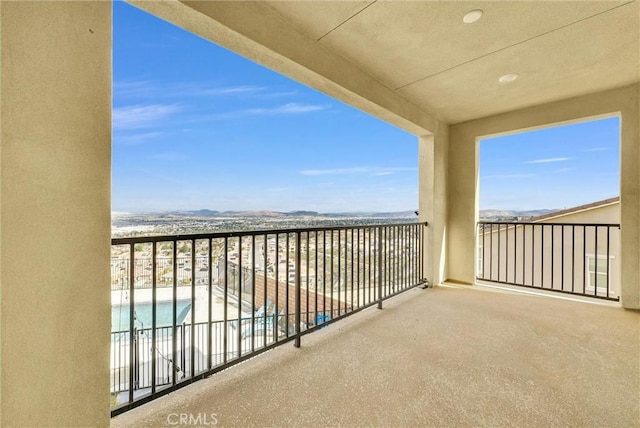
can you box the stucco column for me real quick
[1,2,112,426]
[619,85,640,309]
[446,125,478,285]
[418,124,449,286]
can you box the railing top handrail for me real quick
[112,221,428,245]
[477,221,620,228]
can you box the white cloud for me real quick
[243,103,330,115]
[300,166,416,176]
[524,157,570,164]
[187,85,266,96]
[114,80,298,101]
[171,83,293,98]
[113,104,181,130]
[205,103,331,120]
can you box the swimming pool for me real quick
[111,300,192,332]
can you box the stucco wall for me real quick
[0,2,112,426]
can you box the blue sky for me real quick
[113,2,619,213]
[480,117,619,211]
[112,2,417,213]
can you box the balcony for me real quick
[111,283,639,427]
[2,1,639,426]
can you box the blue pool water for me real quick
[111,300,192,332]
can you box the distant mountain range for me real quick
[479,209,556,219]
[156,209,419,219]
[116,208,558,220]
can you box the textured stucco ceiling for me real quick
[263,0,640,124]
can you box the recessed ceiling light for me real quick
[498,73,519,83]
[463,9,483,24]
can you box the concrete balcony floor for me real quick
[111,284,639,427]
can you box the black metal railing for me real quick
[110,222,427,415]
[477,221,619,301]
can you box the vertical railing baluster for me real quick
[356,228,361,308]
[397,225,401,290]
[497,223,501,282]
[207,238,212,371]
[337,230,341,317]
[504,223,508,283]
[237,236,243,358]
[191,239,196,375]
[582,226,587,294]
[351,228,355,311]
[172,240,178,384]
[274,234,279,340]
[377,226,383,309]
[180,324,185,379]
[151,242,157,394]
[402,225,406,288]
[481,223,487,279]
[513,223,517,284]
[251,234,256,353]
[128,243,135,402]
[594,226,599,297]
[306,231,310,327]
[330,230,334,319]
[295,232,301,348]
[606,226,611,298]
[314,231,318,326]
[392,226,396,290]
[571,226,575,294]
[323,230,327,323]
[489,224,493,281]
[368,228,372,304]
[541,225,545,288]
[285,233,290,337]
[223,237,228,365]
[344,229,348,314]
[522,225,526,286]
[531,225,535,287]
[551,225,555,290]
[561,226,565,292]
[416,224,420,285]
[263,234,268,347]
[386,227,390,296]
